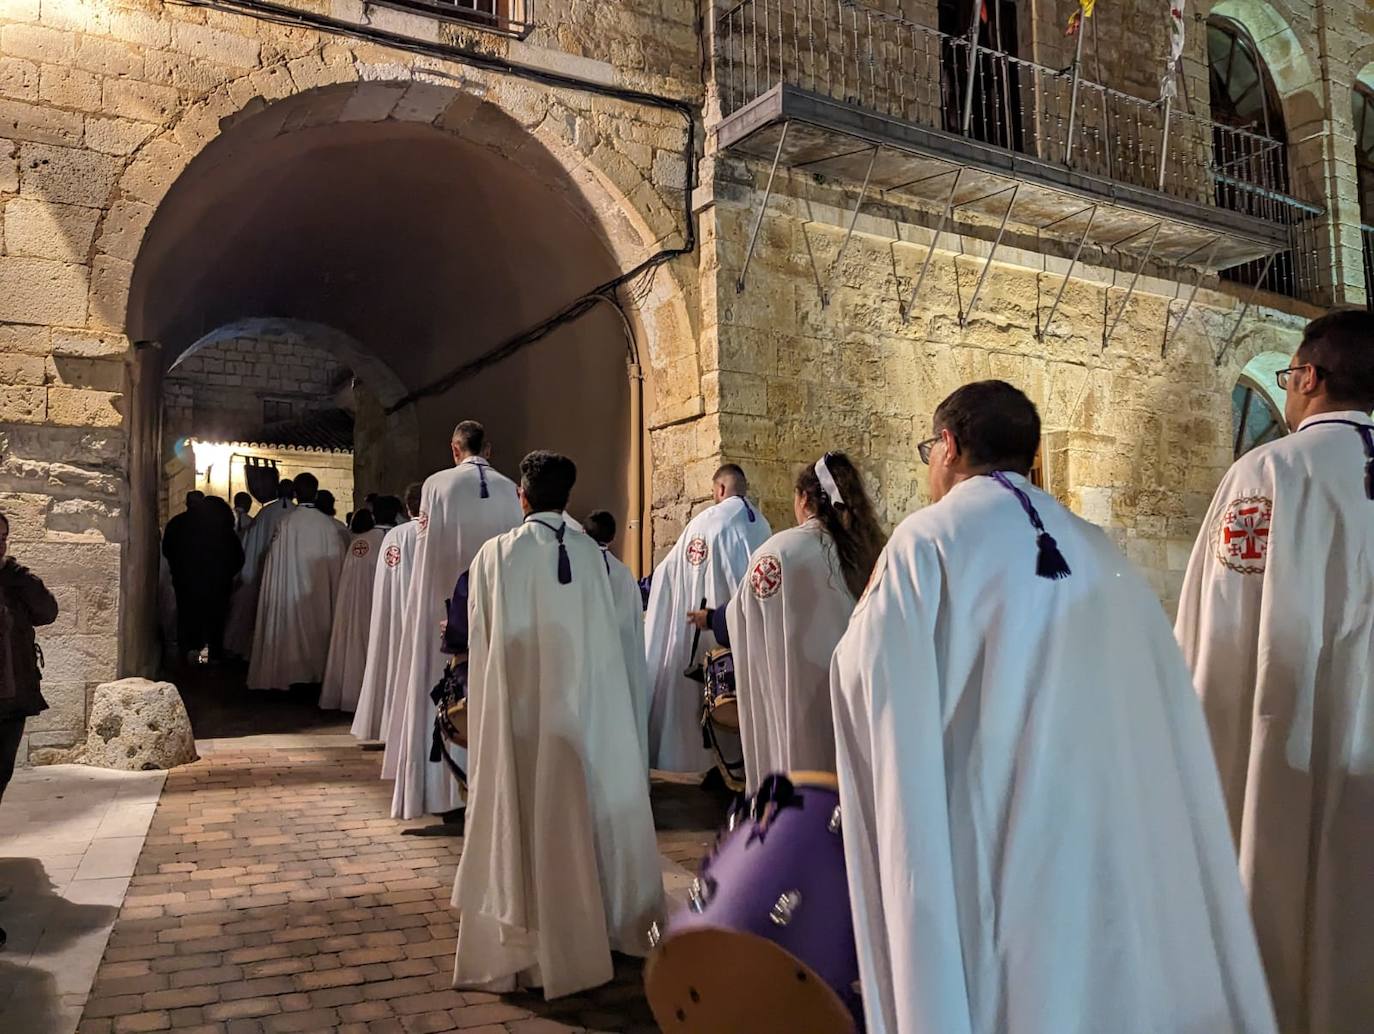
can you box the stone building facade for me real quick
[0,0,1368,762]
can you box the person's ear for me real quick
[940,427,959,466]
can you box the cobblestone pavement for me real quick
[73,738,724,1034]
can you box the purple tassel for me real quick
[743,499,756,523]
[527,517,574,583]
[990,471,1071,581]
[477,463,489,499]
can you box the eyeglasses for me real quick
[1276,364,1324,390]
[917,435,941,465]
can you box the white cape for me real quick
[353,521,417,744]
[452,516,663,999]
[247,505,346,690]
[644,495,771,771]
[224,498,293,657]
[601,545,650,768]
[320,527,386,712]
[387,459,522,819]
[831,474,1276,1034]
[727,519,854,794]
[1175,410,1374,1034]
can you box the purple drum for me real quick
[644,772,863,1033]
[703,646,738,729]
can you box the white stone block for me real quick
[18,142,119,207]
[3,197,99,260]
[0,255,87,324]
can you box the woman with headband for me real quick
[690,451,886,793]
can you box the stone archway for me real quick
[115,77,703,674]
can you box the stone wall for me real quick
[164,332,349,448]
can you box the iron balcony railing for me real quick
[367,0,533,36]
[716,0,1322,298]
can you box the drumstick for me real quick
[684,596,707,678]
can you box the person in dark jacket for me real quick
[0,510,59,803]
[186,497,245,665]
[162,491,206,663]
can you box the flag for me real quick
[1066,0,1096,37]
[1161,1,1185,100]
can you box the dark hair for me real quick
[453,420,486,456]
[713,463,747,494]
[293,472,319,503]
[1299,309,1374,409]
[186,490,205,507]
[796,453,888,598]
[350,509,375,533]
[932,380,1040,474]
[316,489,336,516]
[364,493,378,506]
[519,451,577,513]
[373,495,404,526]
[404,481,423,517]
[277,478,295,500]
[584,509,616,547]
[0,510,9,531]
[197,495,235,531]
[233,492,253,510]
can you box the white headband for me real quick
[814,455,845,507]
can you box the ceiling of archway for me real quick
[127,113,624,391]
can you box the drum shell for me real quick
[648,776,862,1030]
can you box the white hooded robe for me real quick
[320,526,387,712]
[247,504,346,690]
[387,458,521,819]
[353,520,417,744]
[831,474,1276,1034]
[643,495,771,771]
[600,544,650,768]
[224,497,294,657]
[1175,410,1374,1034]
[727,519,855,794]
[451,515,663,999]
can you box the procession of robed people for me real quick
[165,308,1374,1030]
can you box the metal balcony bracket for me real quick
[1213,251,1278,368]
[1036,204,1099,341]
[901,167,964,322]
[960,184,1020,327]
[737,120,791,295]
[1101,222,1162,351]
[1160,236,1221,358]
[821,145,880,308]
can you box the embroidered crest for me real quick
[750,554,783,599]
[1213,495,1273,575]
[384,545,401,568]
[686,536,709,567]
[351,539,371,559]
[416,510,429,534]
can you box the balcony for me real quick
[713,0,1324,335]
[366,0,533,37]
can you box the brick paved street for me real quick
[72,735,722,1034]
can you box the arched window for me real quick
[1354,83,1374,306]
[1231,353,1290,459]
[1207,16,1297,296]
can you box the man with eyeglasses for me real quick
[831,380,1274,1034]
[1175,308,1374,1033]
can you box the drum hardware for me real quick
[683,596,709,681]
[648,921,662,948]
[688,875,717,914]
[769,889,803,927]
[829,805,842,834]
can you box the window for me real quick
[262,399,294,425]
[1232,379,1285,459]
[938,0,1026,153]
[1354,84,1374,308]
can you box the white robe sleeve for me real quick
[830,542,974,1034]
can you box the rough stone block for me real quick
[3,197,99,260]
[0,323,50,357]
[18,141,119,207]
[0,96,82,146]
[338,83,403,122]
[0,24,75,65]
[38,63,102,110]
[72,36,144,78]
[85,115,155,156]
[51,328,129,359]
[105,7,172,49]
[45,355,124,392]
[170,21,262,69]
[0,490,49,540]
[23,678,85,734]
[46,386,122,427]
[74,678,196,771]
[0,57,39,102]
[0,354,46,385]
[47,496,124,542]
[117,137,185,205]
[0,255,87,324]
[101,77,179,124]
[0,136,16,192]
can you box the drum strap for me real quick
[701,710,746,785]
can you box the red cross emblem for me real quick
[1213,495,1272,575]
[416,510,429,534]
[686,536,708,567]
[384,545,401,568]
[352,539,371,558]
[750,554,782,599]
